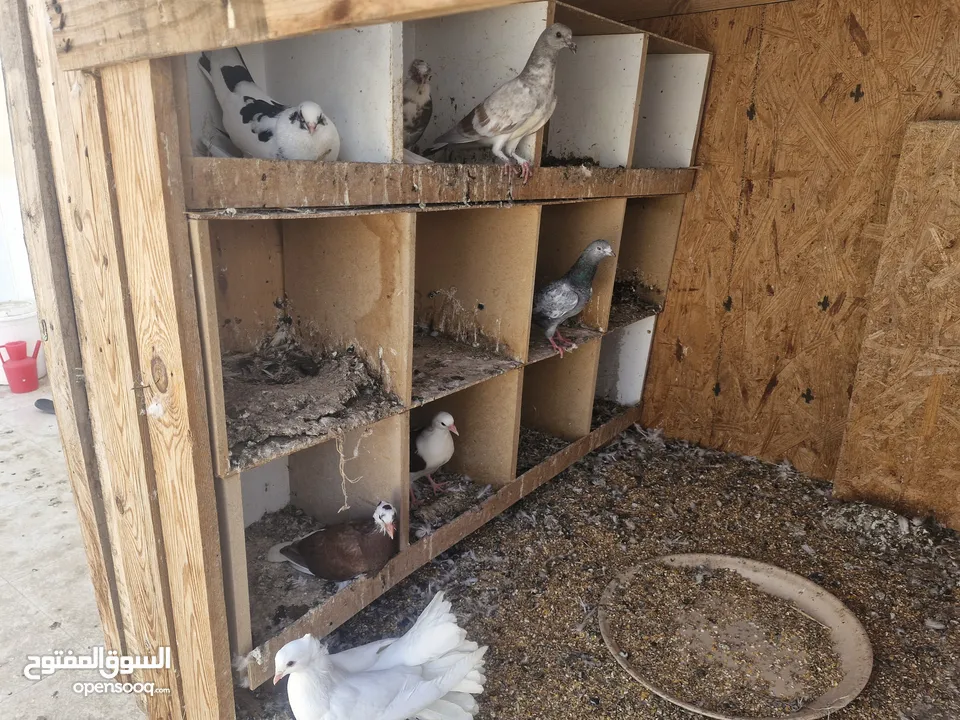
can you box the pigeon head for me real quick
[432,411,459,436]
[274,634,328,685]
[582,239,616,263]
[373,500,397,539]
[298,101,326,135]
[408,59,433,85]
[544,23,577,54]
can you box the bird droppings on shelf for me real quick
[221,330,402,470]
[237,425,958,720]
[541,153,601,168]
[410,472,493,544]
[608,269,664,330]
[516,426,570,474]
[245,505,343,647]
[591,398,632,431]
[412,330,521,406]
[527,325,601,364]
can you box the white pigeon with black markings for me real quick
[424,23,576,181]
[274,592,488,720]
[198,48,340,161]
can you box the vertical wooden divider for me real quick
[22,0,185,713]
[0,0,124,654]
[522,338,603,440]
[100,59,233,719]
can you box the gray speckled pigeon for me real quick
[532,240,616,357]
[423,23,577,182]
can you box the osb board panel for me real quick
[568,0,790,22]
[639,1,960,484]
[410,369,523,487]
[210,220,285,354]
[182,158,696,210]
[521,338,602,440]
[289,413,406,526]
[536,199,626,331]
[281,213,415,400]
[415,207,540,361]
[835,122,960,529]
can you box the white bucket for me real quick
[0,300,46,386]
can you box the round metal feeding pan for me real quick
[598,554,873,720]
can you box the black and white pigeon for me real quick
[273,592,487,720]
[410,412,458,503]
[198,48,340,161]
[532,240,616,357]
[403,59,433,150]
[424,23,576,182]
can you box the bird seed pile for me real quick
[606,563,843,716]
[222,340,402,470]
[608,270,664,330]
[239,427,959,720]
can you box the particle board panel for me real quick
[101,58,234,719]
[415,206,541,362]
[242,402,642,689]
[48,0,518,70]
[182,157,697,210]
[22,4,184,708]
[209,219,286,354]
[835,122,960,529]
[0,0,124,654]
[620,194,686,304]
[637,0,960,485]
[281,213,415,401]
[411,369,523,487]
[521,337,602,440]
[288,413,406,527]
[536,198,626,331]
[567,0,791,22]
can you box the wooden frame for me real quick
[2,0,712,715]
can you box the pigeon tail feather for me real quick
[370,592,466,671]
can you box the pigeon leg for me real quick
[426,474,451,494]
[409,484,422,508]
[548,334,566,359]
[492,139,515,178]
[509,150,532,184]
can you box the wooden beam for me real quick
[183,158,696,211]
[49,0,517,70]
[22,0,184,712]
[569,0,791,22]
[0,0,124,653]
[100,58,235,718]
[835,122,960,530]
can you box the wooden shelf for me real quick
[412,331,521,407]
[183,158,696,211]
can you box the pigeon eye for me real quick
[382,504,393,511]
[556,31,562,38]
[286,660,295,667]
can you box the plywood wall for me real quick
[637,1,960,486]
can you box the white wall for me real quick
[0,58,33,303]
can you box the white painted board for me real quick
[596,315,656,406]
[548,34,645,168]
[633,53,710,168]
[406,2,549,162]
[241,457,290,527]
[186,23,402,162]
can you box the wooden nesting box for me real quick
[0,0,710,715]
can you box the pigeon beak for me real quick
[449,423,460,436]
[569,40,578,53]
[385,522,396,539]
[273,672,283,685]
[307,122,317,134]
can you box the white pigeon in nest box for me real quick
[410,412,459,504]
[267,501,397,581]
[273,592,488,720]
[198,48,340,161]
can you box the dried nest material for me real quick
[222,334,402,469]
[412,330,521,406]
[516,426,570,474]
[410,472,493,542]
[591,398,631,431]
[416,288,507,356]
[541,153,602,168]
[244,506,341,646]
[608,270,664,329]
[606,564,844,717]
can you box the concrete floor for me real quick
[0,379,140,719]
